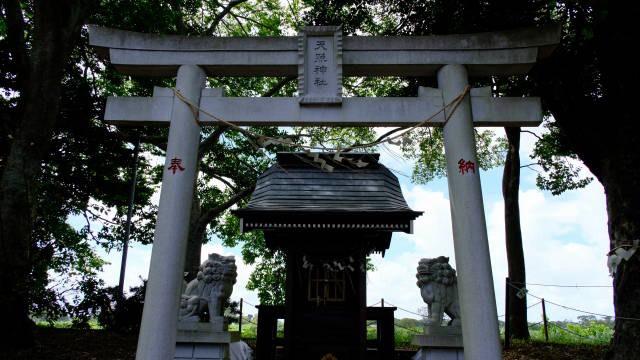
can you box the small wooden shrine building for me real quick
[235,152,422,359]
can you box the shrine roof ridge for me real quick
[274,152,380,169]
[234,152,422,224]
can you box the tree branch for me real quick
[374,127,405,143]
[198,125,229,157]
[284,0,301,27]
[209,0,249,33]
[520,162,541,168]
[83,210,101,243]
[262,76,296,97]
[230,11,251,36]
[85,208,119,225]
[211,173,238,191]
[196,63,292,159]
[196,186,254,230]
[1,0,29,87]
[219,18,236,35]
[230,11,280,33]
[137,134,167,151]
[520,129,542,141]
[199,163,238,191]
[520,163,541,173]
[169,0,187,34]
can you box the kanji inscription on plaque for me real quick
[298,26,342,104]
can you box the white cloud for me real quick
[366,124,613,322]
[366,179,612,322]
[367,185,456,318]
[487,182,612,321]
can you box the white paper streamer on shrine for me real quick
[607,239,639,276]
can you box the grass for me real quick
[228,319,260,339]
[4,326,609,360]
[34,318,102,330]
[35,317,613,349]
[374,319,614,349]
[522,321,613,345]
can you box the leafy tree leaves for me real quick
[532,122,592,195]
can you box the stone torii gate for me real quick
[89,25,559,360]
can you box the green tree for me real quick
[0,0,104,348]
[530,2,640,358]
[0,0,275,346]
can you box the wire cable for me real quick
[548,322,591,339]
[506,281,640,321]
[381,301,424,318]
[394,322,423,334]
[511,281,612,288]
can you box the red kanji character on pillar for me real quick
[458,158,475,174]
[168,157,185,174]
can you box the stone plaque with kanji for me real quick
[298,26,342,105]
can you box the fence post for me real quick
[239,298,243,336]
[504,277,511,349]
[542,298,549,342]
[381,298,384,307]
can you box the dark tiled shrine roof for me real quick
[234,153,422,226]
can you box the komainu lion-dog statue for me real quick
[416,256,461,327]
[179,253,237,322]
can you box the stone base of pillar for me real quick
[411,325,464,360]
[174,320,239,360]
[412,347,464,360]
[175,343,229,360]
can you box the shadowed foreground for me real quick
[0,327,607,360]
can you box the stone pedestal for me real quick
[411,326,464,360]
[174,319,239,360]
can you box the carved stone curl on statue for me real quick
[416,256,461,327]
[179,253,238,323]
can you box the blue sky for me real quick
[94,127,614,322]
[367,130,613,322]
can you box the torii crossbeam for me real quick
[89,25,560,360]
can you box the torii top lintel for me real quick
[91,25,559,128]
[88,24,560,78]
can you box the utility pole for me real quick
[118,134,141,299]
[542,298,549,342]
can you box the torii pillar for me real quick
[88,24,560,360]
[439,64,501,358]
[135,65,206,359]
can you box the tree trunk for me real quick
[0,0,94,348]
[184,192,205,281]
[531,2,640,355]
[502,127,529,340]
[183,184,254,282]
[602,161,640,360]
